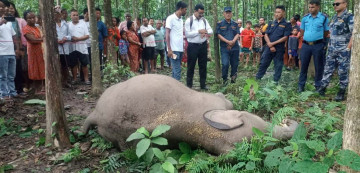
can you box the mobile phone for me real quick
[79,15,84,20]
[4,16,15,22]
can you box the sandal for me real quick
[85,81,91,85]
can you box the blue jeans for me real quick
[0,55,17,98]
[170,51,183,80]
[220,48,239,81]
[256,46,284,82]
[298,42,325,88]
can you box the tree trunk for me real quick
[56,0,61,6]
[187,0,193,17]
[87,0,102,96]
[212,0,221,82]
[303,0,309,15]
[124,0,130,13]
[132,0,138,21]
[243,0,247,24]
[104,0,116,65]
[74,0,78,9]
[39,0,71,148]
[342,1,360,172]
[234,0,238,20]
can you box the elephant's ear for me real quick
[203,110,244,130]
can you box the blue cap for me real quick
[224,7,232,12]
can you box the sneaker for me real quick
[85,81,91,85]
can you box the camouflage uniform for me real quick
[321,9,354,90]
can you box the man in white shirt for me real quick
[68,9,90,85]
[166,1,188,81]
[55,8,71,87]
[0,0,18,102]
[118,13,131,31]
[185,4,213,90]
[140,17,157,74]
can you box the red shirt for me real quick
[240,29,255,48]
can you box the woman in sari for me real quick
[126,21,141,72]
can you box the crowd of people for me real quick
[0,0,353,105]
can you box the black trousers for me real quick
[186,41,208,88]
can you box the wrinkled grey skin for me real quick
[83,74,298,155]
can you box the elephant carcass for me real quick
[83,74,298,155]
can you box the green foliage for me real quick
[102,63,135,87]
[60,143,82,163]
[0,164,14,173]
[125,125,178,173]
[24,99,46,106]
[126,125,170,158]
[89,130,113,152]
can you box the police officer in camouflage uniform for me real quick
[317,0,353,101]
[216,7,240,84]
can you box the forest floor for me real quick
[0,61,347,173]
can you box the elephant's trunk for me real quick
[272,120,299,140]
[83,112,97,134]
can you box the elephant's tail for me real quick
[83,112,97,134]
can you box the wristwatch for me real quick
[346,47,351,51]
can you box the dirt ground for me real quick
[0,84,112,173]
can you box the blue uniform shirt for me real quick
[329,9,354,51]
[301,12,329,42]
[97,21,108,50]
[265,18,291,51]
[216,19,240,50]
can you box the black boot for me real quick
[316,86,326,96]
[297,86,304,93]
[334,89,346,102]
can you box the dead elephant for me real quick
[83,74,298,155]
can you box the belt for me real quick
[303,39,323,46]
[188,41,207,45]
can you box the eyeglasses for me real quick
[332,2,345,6]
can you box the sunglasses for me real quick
[332,2,344,6]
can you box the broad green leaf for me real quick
[252,127,264,137]
[150,163,165,173]
[279,158,293,173]
[136,127,150,137]
[24,99,46,105]
[232,162,245,170]
[245,161,255,170]
[143,147,154,163]
[179,154,191,164]
[136,139,151,158]
[264,148,284,167]
[153,147,165,161]
[335,149,360,171]
[151,137,168,145]
[291,123,307,141]
[327,132,342,150]
[126,132,145,142]
[165,157,178,165]
[292,161,329,173]
[150,125,171,138]
[247,155,262,161]
[179,142,191,154]
[162,161,175,173]
[298,143,316,160]
[168,149,182,160]
[305,140,325,152]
